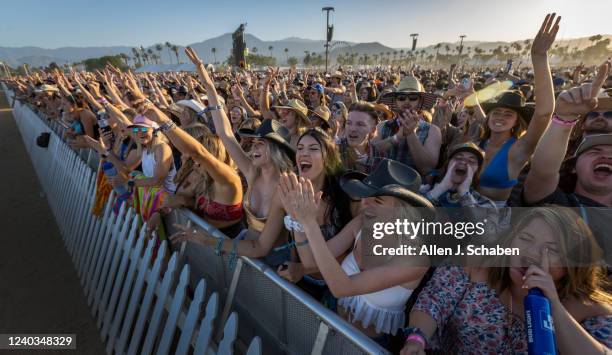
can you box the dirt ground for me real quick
[0,90,105,354]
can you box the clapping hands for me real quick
[278,172,322,225]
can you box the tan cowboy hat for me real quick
[309,106,331,122]
[331,71,343,80]
[272,99,309,121]
[308,106,331,129]
[372,103,395,120]
[379,75,439,110]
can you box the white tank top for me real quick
[339,231,413,335]
[141,148,177,192]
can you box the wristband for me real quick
[283,215,305,232]
[406,334,426,348]
[228,238,240,270]
[552,113,578,127]
[215,237,225,256]
[403,327,428,348]
[207,104,223,112]
[159,120,176,133]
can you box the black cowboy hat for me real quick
[238,119,295,160]
[481,90,535,121]
[448,142,485,166]
[340,159,434,210]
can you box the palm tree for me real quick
[211,47,217,64]
[147,48,154,65]
[155,44,164,64]
[131,48,141,66]
[444,44,450,54]
[165,42,173,64]
[171,45,180,64]
[284,48,289,63]
[434,43,442,61]
[268,45,274,58]
[119,53,129,67]
[252,47,258,54]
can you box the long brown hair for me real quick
[488,207,611,305]
[297,128,351,231]
[480,110,528,141]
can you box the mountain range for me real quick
[1,33,610,68]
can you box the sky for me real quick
[1,0,610,49]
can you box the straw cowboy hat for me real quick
[272,99,309,122]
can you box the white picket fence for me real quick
[8,91,261,355]
[5,86,390,355]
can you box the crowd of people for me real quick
[4,13,612,354]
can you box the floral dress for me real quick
[412,264,612,354]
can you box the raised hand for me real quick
[522,247,560,305]
[531,13,561,56]
[185,47,215,89]
[555,61,610,120]
[278,172,300,218]
[231,84,244,100]
[292,178,322,225]
[457,164,475,195]
[440,160,458,191]
[399,109,420,135]
[184,46,204,66]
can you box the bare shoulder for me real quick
[564,296,612,322]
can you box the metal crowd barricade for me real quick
[5,87,390,355]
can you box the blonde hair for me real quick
[488,207,611,305]
[253,138,294,179]
[174,124,235,204]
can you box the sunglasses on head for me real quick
[395,93,421,101]
[132,127,149,133]
[585,111,612,120]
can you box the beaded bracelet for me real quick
[228,238,240,270]
[159,120,176,133]
[214,237,225,256]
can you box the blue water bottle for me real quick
[102,162,129,196]
[524,288,557,355]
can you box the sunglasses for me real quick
[132,127,150,133]
[585,111,612,120]
[395,93,421,101]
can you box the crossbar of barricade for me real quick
[4,85,389,355]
